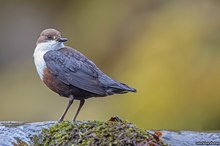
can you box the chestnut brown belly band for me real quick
[43,68,101,99]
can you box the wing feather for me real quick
[43,49,106,96]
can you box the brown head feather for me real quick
[36,28,62,44]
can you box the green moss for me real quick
[34,119,165,146]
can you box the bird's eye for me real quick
[47,36,53,39]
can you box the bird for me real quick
[33,28,136,121]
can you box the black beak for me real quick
[57,37,68,42]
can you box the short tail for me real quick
[118,82,137,93]
[106,82,137,95]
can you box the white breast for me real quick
[33,40,64,80]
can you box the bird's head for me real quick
[36,28,68,51]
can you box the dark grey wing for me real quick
[43,50,106,96]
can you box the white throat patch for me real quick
[33,40,64,80]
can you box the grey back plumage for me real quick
[44,47,136,97]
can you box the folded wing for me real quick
[43,49,106,96]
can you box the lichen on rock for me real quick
[33,118,165,146]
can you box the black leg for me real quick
[73,99,85,121]
[58,95,74,122]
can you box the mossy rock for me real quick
[33,118,165,146]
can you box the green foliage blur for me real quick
[0,0,220,130]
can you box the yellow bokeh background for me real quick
[0,0,219,130]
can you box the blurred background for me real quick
[0,0,220,130]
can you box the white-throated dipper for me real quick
[33,28,136,121]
